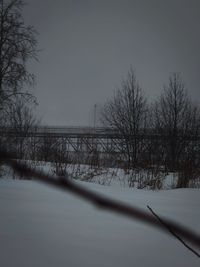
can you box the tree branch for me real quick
[147,205,200,257]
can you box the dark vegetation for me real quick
[101,69,200,188]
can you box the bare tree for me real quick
[153,73,200,186]
[101,67,147,169]
[0,0,38,109]
[6,96,39,159]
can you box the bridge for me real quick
[1,126,200,165]
[0,127,125,160]
[2,126,120,138]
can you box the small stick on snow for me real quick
[147,205,200,258]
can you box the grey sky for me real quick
[24,0,200,126]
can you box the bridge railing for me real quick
[0,126,119,135]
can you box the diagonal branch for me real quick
[147,205,200,258]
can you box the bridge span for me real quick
[2,125,200,139]
[1,126,200,165]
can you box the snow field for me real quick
[0,178,199,267]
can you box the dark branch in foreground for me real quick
[0,149,200,258]
[147,205,200,258]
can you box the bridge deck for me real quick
[0,126,199,140]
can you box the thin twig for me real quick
[0,149,200,257]
[147,205,200,258]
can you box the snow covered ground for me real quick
[0,177,199,267]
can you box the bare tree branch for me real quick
[0,0,38,108]
[147,205,200,257]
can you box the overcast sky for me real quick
[23,0,200,126]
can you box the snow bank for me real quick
[0,178,199,267]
